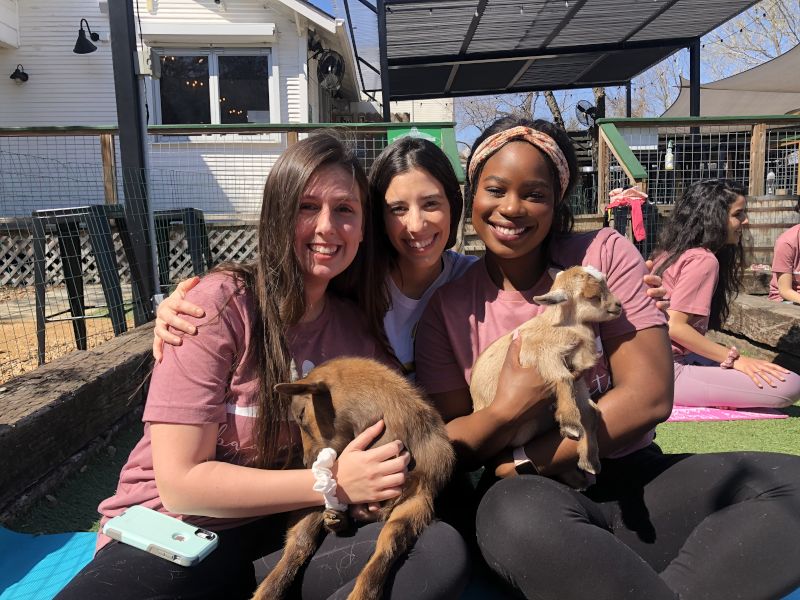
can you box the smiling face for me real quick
[383,167,451,272]
[725,194,748,245]
[471,141,556,261]
[293,164,364,289]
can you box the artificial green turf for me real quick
[655,404,800,456]
[6,405,800,535]
[8,422,143,535]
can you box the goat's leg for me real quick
[348,483,433,600]
[574,379,601,476]
[253,510,325,600]
[553,378,585,442]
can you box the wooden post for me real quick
[597,130,608,213]
[749,123,767,197]
[100,134,118,204]
[287,131,299,146]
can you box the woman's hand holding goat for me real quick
[486,334,554,429]
[332,420,411,505]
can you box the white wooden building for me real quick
[0,0,454,217]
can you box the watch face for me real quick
[514,460,538,476]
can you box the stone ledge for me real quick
[0,324,154,516]
[722,294,800,355]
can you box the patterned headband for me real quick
[467,126,571,198]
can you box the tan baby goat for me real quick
[470,265,622,485]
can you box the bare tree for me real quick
[544,91,565,129]
[703,0,799,78]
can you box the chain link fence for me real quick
[0,125,400,382]
[599,117,800,262]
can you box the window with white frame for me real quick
[155,50,271,125]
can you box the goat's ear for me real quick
[311,385,336,440]
[274,381,327,396]
[581,278,603,300]
[534,290,569,305]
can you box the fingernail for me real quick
[512,329,520,341]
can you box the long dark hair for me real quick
[222,133,377,468]
[364,137,464,356]
[465,116,577,235]
[651,178,747,330]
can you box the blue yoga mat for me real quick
[0,527,95,600]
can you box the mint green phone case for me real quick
[102,505,219,567]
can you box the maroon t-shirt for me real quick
[96,273,386,550]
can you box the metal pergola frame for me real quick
[339,0,762,121]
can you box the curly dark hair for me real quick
[651,178,747,330]
[465,116,578,235]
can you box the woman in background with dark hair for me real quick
[651,179,800,408]
[416,116,800,600]
[769,196,800,304]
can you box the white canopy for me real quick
[663,44,800,117]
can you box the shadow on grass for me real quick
[781,405,800,418]
[7,422,143,535]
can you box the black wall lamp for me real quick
[74,18,100,54]
[9,64,29,82]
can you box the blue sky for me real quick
[309,0,334,14]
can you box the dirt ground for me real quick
[0,285,136,384]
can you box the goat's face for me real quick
[275,379,338,467]
[534,266,622,323]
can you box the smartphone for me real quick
[102,505,219,567]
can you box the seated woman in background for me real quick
[652,179,800,409]
[768,199,800,304]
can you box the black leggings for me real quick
[56,515,469,600]
[477,446,800,600]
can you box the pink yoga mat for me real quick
[667,405,788,422]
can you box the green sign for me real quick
[387,126,442,147]
[386,125,465,183]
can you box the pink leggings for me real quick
[674,357,800,409]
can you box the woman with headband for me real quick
[415,117,800,600]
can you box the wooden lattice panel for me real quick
[209,227,258,265]
[0,225,258,288]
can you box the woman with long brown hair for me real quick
[56,133,468,600]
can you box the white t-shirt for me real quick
[384,250,479,377]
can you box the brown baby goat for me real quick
[253,357,455,600]
[470,266,621,484]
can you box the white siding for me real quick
[0,0,117,127]
[0,0,19,48]
[390,99,454,123]
[0,0,340,217]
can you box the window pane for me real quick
[219,55,270,124]
[159,55,210,125]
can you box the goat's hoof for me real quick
[560,424,584,441]
[578,457,600,476]
[323,509,350,533]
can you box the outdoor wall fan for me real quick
[317,50,345,93]
[576,100,598,129]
